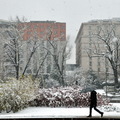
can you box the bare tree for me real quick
[1,17,44,79]
[4,31,21,79]
[0,18,71,84]
[22,39,40,76]
[1,17,25,79]
[90,23,120,87]
[45,30,72,86]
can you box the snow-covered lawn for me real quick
[0,103,120,119]
[0,88,120,118]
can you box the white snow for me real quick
[0,89,120,118]
[96,89,106,95]
[0,105,120,118]
[112,37,118,42]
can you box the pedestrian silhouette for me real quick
[87,90,104,117]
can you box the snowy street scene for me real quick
[0,0,120,120]
[0,105,120,119]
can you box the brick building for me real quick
[0,20,66,79]
[22,21,66,76]
[21,21,66,41]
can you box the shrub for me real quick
[0,76,39,113]
[30,86,109,107]
[100,104,120,112]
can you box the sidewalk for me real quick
[0,107,120,119]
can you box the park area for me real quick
[0,79,120,119]
[0,103,120,119]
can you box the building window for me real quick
[60,32,64,35]
[98,67,100,72]
[106,67,109,72]
[98,61,100,66]
[54,25,58,29]
[40,31,44,34]
[54,31,57,35]
[27,31,31,35]
[47,26,51,29]
[40,25,44,29]
[61,25,65,29]
[89,60,92,67]
[34,25,38,29]
[89,26,91,30]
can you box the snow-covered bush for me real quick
[84,70,104,89]
[30,86,109,107]
[0,76,39,113]
[65,71,74,86]
[100,104,120,112]
[66,68,103,88]
[73,68,85,86]
[65,67,85,86]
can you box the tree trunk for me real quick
[16,66,19,80]
[22,51,34,76]
[113,68,119,86]
[61,75,65,86]
[109,60,119,88]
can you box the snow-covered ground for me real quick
[0,89,120,118]
[0,103,120,119]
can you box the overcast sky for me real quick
[0,0,120,64]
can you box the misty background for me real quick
[0,0,120,63]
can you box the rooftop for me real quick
[88,18,120,23]
[30,20,56,23]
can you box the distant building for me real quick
[75,18,120,78]
[20,21,66,76]
[21,21,66,41]
[0,20,66,79]
[66,64,78,71]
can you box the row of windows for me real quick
[88,25,117,30]
[30,25,65,30]
[27,31,65,35]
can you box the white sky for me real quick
[0,0,120,64]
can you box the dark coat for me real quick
[90,90,97,107]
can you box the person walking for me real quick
[87,90,104,117]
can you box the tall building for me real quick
[75,19,120,78]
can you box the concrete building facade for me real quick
[75,19,120,78]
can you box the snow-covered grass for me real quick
[0,104,120,119]
[0,86,120,118]
[0,77,120,118]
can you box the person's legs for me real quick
[87,106,92,117]
[94,106,104,117]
